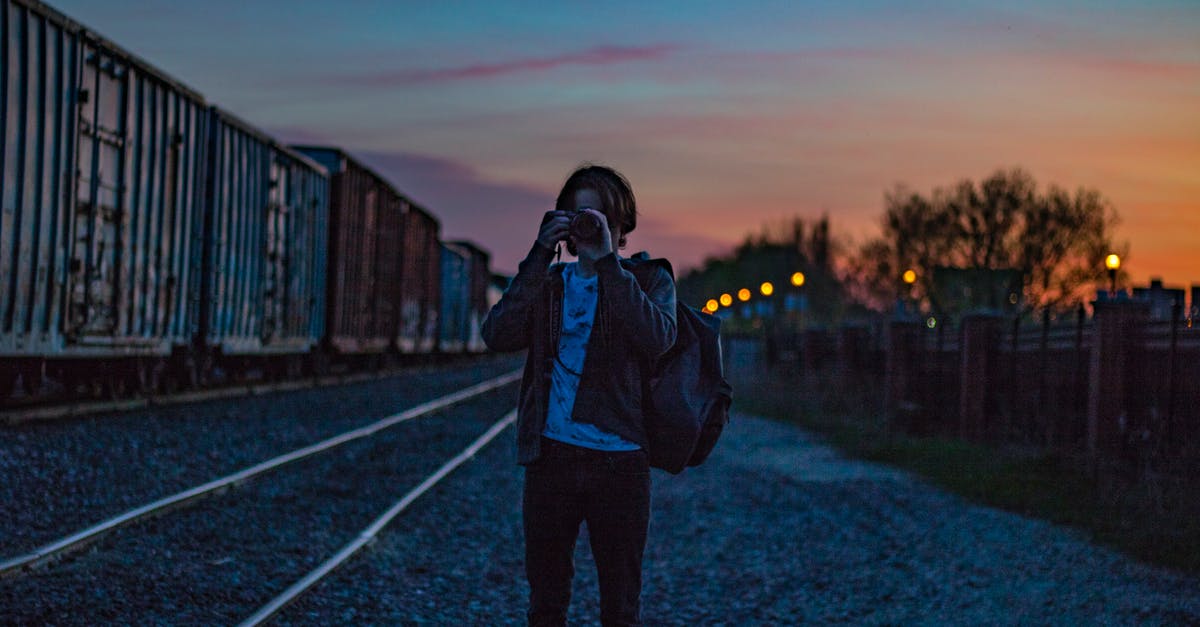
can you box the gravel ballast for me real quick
[0,355,522,558]
[281,411,1200,625]
[5,372,1198,625]
[0,387,519,624]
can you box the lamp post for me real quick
[899,268,917,316]
[789,271,806,330]
[737,288,752,321]
[1105,254,1121,297]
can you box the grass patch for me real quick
[732,364,1200,575]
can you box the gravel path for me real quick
[281,411,1200,626]
[0,355,522,557]
[0,387,519,624]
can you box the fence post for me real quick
[836,324,866,384]
[1087,298,1151,457]
[1037,308,1051,445]
[1166,300,1182,447]
[885,319,924,427]
[960,313,1002,442]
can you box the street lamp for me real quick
[760,282,774,297]
[790,272,805,287]
[705,299,719,313]
[1105,254,1121,296]
[737,288,751,302]
[896,268,918,317]
[719,293,733,307]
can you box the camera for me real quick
[567,208,603,245]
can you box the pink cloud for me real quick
[344,149,737,275]
[1072,56,1200,80]
[354,150,555,273]
[629,215,737,277]
[267,124,338,146]
[327,44,679,87]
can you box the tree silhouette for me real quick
[853,168,1125,315]
[678,215,847,327]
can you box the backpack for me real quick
[628,256,733,474]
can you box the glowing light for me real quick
[791,272,805,287]
[705,299,719,313]
[737,288,751,302]
[1105,254,1121,271]
[760,282,774,296]
[926,317,937,329]
[902,269,917,284]
[719,293,733,307]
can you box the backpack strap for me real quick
[622,252,674,289]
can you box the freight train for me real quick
[0,0,495,404]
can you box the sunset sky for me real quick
[54,1,1199,284]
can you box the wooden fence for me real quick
[735,299,1200,475]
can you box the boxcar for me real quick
[292,146,402,355]
[201,108,328,357]
[438,243,469,353]
[397,201,439,353]
[448,240,491,353]
[1,0,209,392]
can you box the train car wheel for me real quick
[309,349,330,377]
[104,361,131,400]
[136,357,166,395]
[19,361,46,397]
[180,350,206,390]
[285,355,303,379]
[0,366,15,403]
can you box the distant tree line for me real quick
[678,167,1126,324]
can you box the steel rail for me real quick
[239,408,518,627]
[1,358,513,425]
[0,370,522,576]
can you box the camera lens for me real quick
[569,211,603,244]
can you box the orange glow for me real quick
[705,299,719,312]
[737,288,751,302]
[760,282,774,296]
[719,293,733,307]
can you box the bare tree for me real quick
[854,168,1124,314]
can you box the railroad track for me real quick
[0,356,502,425]
[240,409,517,626]
[1,373,522,624]
[0,370,519,578]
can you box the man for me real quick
[482,164,677,626]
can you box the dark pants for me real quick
[523,436,651,627]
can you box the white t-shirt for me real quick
[542,263,640,451]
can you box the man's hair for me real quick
[554,164,638,241]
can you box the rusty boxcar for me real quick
[448,240,491,353]
[292,146,404,355]
[0,0,498,404]
[201,108,328,361]
[438,242,469,353]
[1,0,209,393]
[397,201,439,353]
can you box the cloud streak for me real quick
[352,150,555,272]
[327,44,679,87]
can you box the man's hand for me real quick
[537,211,570,251]
[572,208,614,262]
